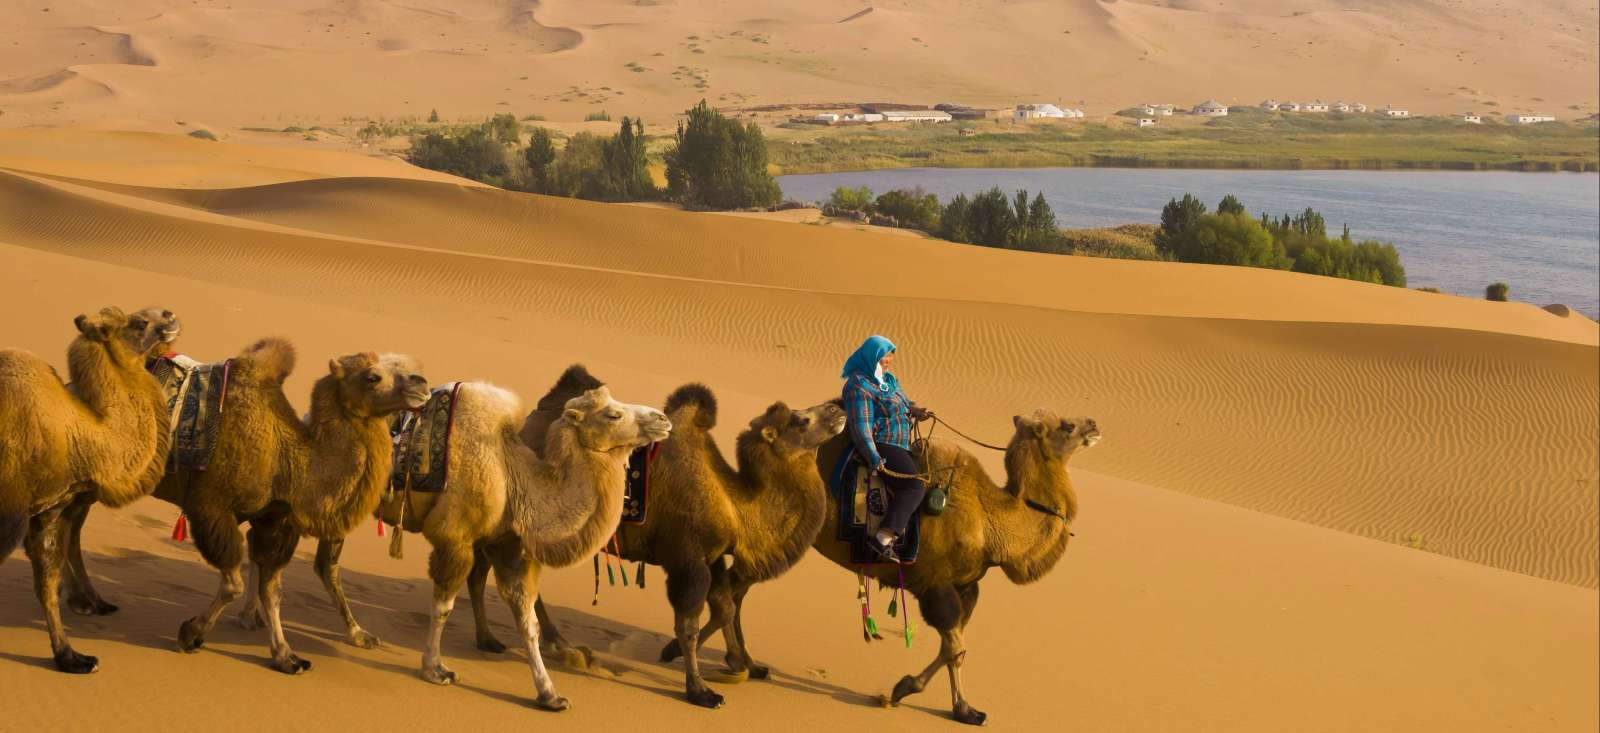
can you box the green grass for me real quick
[187,129,218,141]
[768,114,1600,174]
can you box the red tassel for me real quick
[377,522,386,537]
[171,515,188,542]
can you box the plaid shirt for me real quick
[844,373,916,469]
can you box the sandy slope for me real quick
[1,0,1595,132]
[0,133,1595,730]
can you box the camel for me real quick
[0,307,174,672]
[161,339,429,674]
[59,307,184,617]
[379,370,670,710]
[716,408,1099,725]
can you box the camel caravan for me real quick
[0,306,1100,726]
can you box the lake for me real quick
[777,168,1600,317]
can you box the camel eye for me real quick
[605,411,623,421]
[128,318,147,330]
[364,372,382,384]
[1062,422,1076,435]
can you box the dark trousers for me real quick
[877,444,925,536]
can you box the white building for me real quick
[1380,106,1410,118]
[1137,118,1156,127]
[841,112,883,123]
[1507,114,1556,124]
[880,109,953,123]
[1458,113,1482,124]
[1143,103,1174,116]
[1061,107,1085,118]
[1192,100,1229,116]
[1260,99,1281,111]
[811,113,840,124]
[1279,101,1302,112]
[1014,103,1067,119]
[1349,102,1368,112]
[1303,101,1330,112]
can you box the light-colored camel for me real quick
[59,307,183,617]
[0,307,173,672]
[607,384,845,708]
[387,372,669,710]
[722,408,1099,725]
[159,339,428,674]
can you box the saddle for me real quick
[147,354,231,472]
[830,451,922,565]
[621,442,660,526]
[389,382,464,495]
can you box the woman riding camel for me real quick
[841,335,932,561]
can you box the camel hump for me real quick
[536,363,605,411]
[235,337,296,384]
[664,383,717,430]
[456,381,524,426]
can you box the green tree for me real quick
[1156,193,1207,258]
[407,127,508,183]
[1486,282,1510,301]
[600,116,654,200]
[1217,194,1245,216]
[939,193,973,243]
[523,127,557,193]
[488,113,522,145]
[1178,212,1287,268]
[548,132,608,199]
[966,187,1017,248]
[829,185,875,212]
[874,188,941,231]
[428,108,440,123]
[665,100,781,209]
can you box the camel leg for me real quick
[532,594,594,668]
[61,492,118,616]
[178,510,245,654]
[236,561,265,630]
[467,545,505,653]
[943,582,985,725]
[0,510,24,563]
[726,573,769,679]
[248,513,310,674]
[666,562,724,709]
[420,540,473,685]
[486,543,569,712]
[658,558,732,667]
[886,584,986,725]
[25,501,98,673]
[312,537,378,649]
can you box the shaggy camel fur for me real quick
[386,375,669,710]
[610,385,846,708]
[721,409,1099,725]
[59,307,183,617]
[0,307,173,672]
[160,340,428,674]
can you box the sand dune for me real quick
[1,0,1594,131]
[0,132,1595,730]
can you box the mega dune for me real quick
[0,130,1595,730]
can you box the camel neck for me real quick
[990,447,1076,584]
[66,336,171,508]
[727,441,829,581]
[510,425,627,568]
[291,377,394,539]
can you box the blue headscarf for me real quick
[841,335,899,392]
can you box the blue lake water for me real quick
[777,168,1600,317]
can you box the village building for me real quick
[1349,102,1368,112]
[1140,103,1174,116]
[1192,100,1229,117]
[1063,107,1086,118]
[1380,106,1410,118]
[881,109,953,123]
[1014,103,1067,119]
[841,112,884,123]
[1137,118,1156,127]
[1458,113,1482,124]
[1303,101,1331,112]
[1260,99,1281,111]
[1279,101,1302,112]
[1507,114,1556,124]
[811,113,840,124]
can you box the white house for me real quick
[1349,102,1368,113]
[1458,113,1482,124]
[1136,118,1156,127]
[1193,100,1229,116]
[811,113,840,124]
[841,112,884,123]
[1014,103,1067,119]
[1261,99,1281,111]
[1330,101,1353,112]
[1303,101,1331,112]
[1380,106,1410,118]
[881,109,953,123]
[1279,101,1302,112]
[1507,114,1556,124]
[1143,103,1174,116]
[1061,107,1086,118]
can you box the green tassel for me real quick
[904,621,915,648]
[887,596,898,617]
[866,616,880,637]
[619,560,629,587]
[636,562,646,589]
[605,559,616,586]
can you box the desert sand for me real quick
[0,129,1595,730]
[2,0,1596,135]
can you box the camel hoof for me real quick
[422,665,457,685]
[53,647,100,674]
[178,617,206,653]
[476,635,507,654]
[890,675,924,704]
[686,687,725,709]
[658,639,683,663]
[748,662,771,680]
[532,694,571,712]
[348,628,380,649]
[271,654,312,675]
[704,667,750,684]
[67,595,118,617]
[953,707,988,726]
[236,607,265,631]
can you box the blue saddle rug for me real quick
[830,451,920,565]
[147,354,231,472]
[622,442,660,525]
[390,382,464,493]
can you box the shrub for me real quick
[487,113,521,145]
[1053,224,1162,260]
[188,129,218,141]
[873,187,941,232]
[1173,212,1288,268]
[828,185,875,212]
[1416,286,1441,293]
[1486,282,1509,301]
[407,127,509,183]
[665,100,782,210]
[585,110,612,122]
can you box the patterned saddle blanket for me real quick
[390,382,464,494]
[830,451,921,565]
[147,354,231,472]
[621,442,661,526]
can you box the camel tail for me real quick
[664,383,717,431]
[235,337,296,384]
[536,364,604,412]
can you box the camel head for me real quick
[125,307,182,359]
[1011,409,1101,462]
[325,351,430,418]
[560,386,672,454]
[73,307,143,368]
[745,400,847,456]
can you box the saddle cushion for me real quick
[390,382,464,494]
[147,354,230,472]
[830,450,921,565]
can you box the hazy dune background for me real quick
[0,130,1596,730]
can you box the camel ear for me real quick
[760,426,778,443]
[74,314,90,334]
[328,358,345,379]
[563,407,584,424]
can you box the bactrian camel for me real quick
[159,339,428,674]
[0,307,174,673]
[380,371,670,710]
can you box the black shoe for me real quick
[870,538,900,563]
